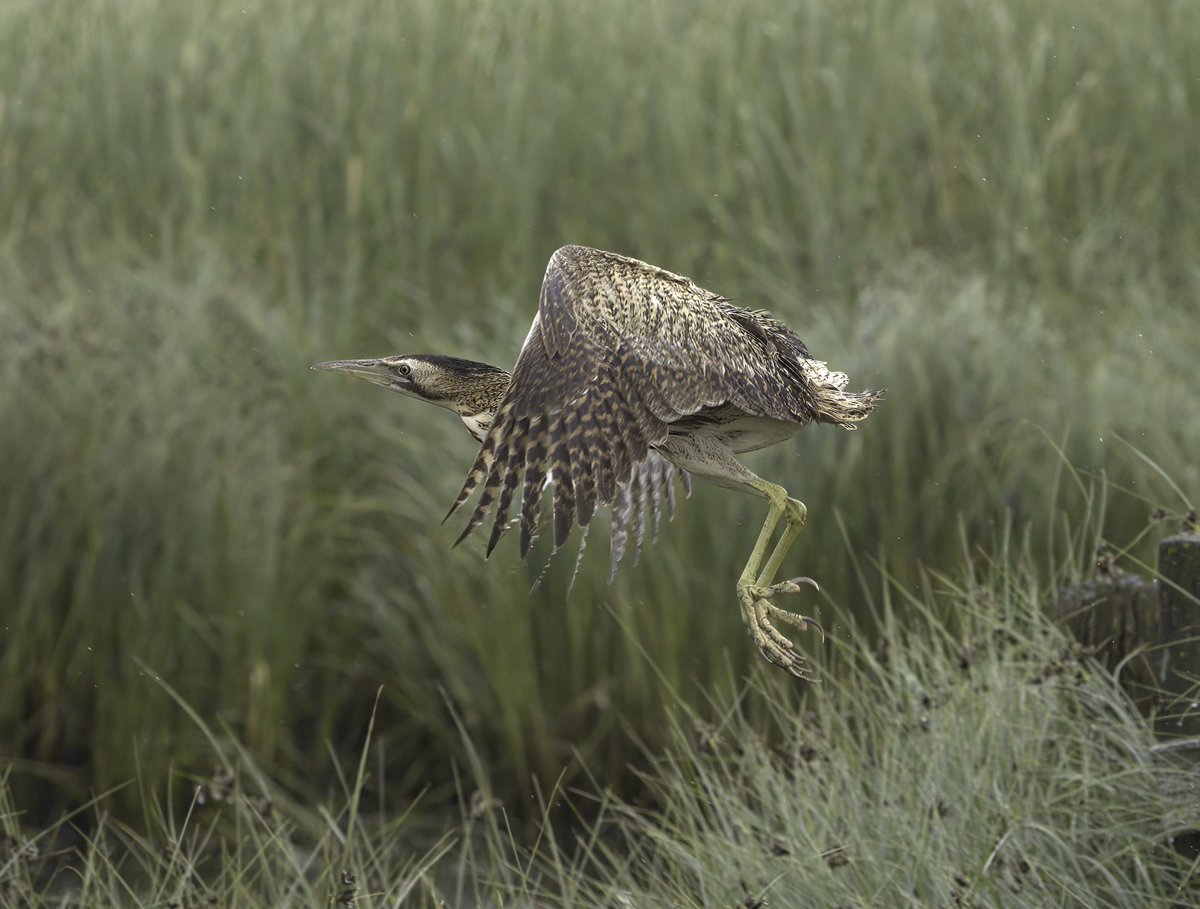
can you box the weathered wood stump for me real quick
[1059,569,1158,696]
[1058,535,1200,726]
[1156,535,1200,736]
[1063,534,1200,859]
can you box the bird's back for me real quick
[530,246,836,428]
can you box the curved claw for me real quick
[788,575,820,593]
[810,617,826,643]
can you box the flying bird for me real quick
[314,245,881,677]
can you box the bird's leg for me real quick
[737,480,822,679]
[737,490,787,589]
[756,498,807,586]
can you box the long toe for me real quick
[742,577,820,602]
[756,635,817,681]
[766,576,819,597]
[765,603,826,643]
[739,597,818,680]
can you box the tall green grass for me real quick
[2,556,1196,906]
[525,557,1200,908]
[1,0,1197,825]
[3,0,1197,298]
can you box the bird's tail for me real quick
[803,359,884,428]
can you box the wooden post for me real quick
[1157,535,1200,737]
[1059,572,1158,697]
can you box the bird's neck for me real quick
[457,412,494,443]
[428,366,511,444]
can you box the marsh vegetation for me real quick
[1,0,1197,904]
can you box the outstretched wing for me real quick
[446,244,842,565]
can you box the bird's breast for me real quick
[669,412,798,454]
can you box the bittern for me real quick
[315,245,881,678]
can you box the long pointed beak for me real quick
[311,358,394,387]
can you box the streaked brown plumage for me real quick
[316,245,881,677]
[310,353,689,582]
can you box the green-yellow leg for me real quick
[757,507,806,584]
[736,480,822,678]
[756,501,824,637]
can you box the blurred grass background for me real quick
[0,0,1197,830]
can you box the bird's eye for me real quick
[396,364,412,377]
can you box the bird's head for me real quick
[312,354,511,441]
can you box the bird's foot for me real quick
[737,577,824,680]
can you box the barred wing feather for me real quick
[446,244,834,571]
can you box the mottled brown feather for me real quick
[448,245,881,561]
